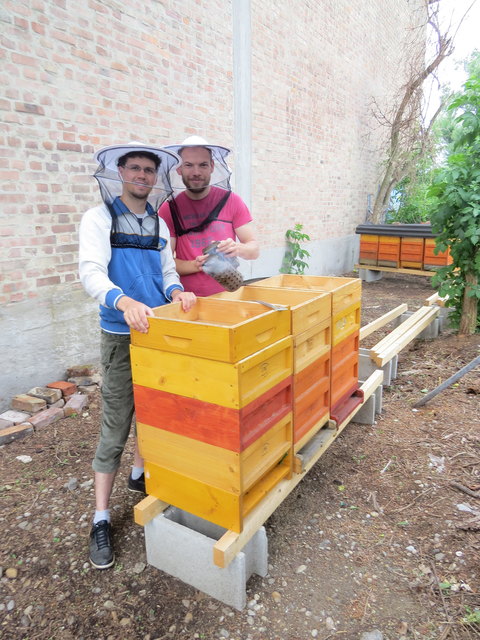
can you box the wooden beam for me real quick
[370,306,433,355]
[356,264,434,277]
[360,303,408,341]
[371,307,439,367]
[424,292,448,307]
[134,495,169,526]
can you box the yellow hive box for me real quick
[144,413,293,532]
[292,318,331,373]
[131,336,293,410]
[211,286,331,336]
[138,414,292,496]
[248,275,361,343]
[130,297,290,363]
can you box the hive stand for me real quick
[144,508,268,611]
[134,369,384,609]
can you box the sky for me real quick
[436,0,480,89]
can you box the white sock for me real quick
[131,466,144,480]
[93,509,110,524]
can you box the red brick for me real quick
[28,407,64,430]
[64,393,89,417]
[47,381,77,397]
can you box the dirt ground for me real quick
[1,272,479,640]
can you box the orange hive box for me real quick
[423,238,453,270]
[400,237,425,269]
[130,300,294,532]
[212,285,332,452]
[359,234,379,266]
[377,235,401,267]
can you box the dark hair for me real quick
[117,150,161,169]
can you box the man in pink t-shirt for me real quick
[158,136,259,296]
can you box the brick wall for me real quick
[0,0,425,405]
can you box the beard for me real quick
[182,176,210,195]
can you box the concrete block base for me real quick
[144,507,268,611]
[359,348,392,386]
[358,268,384,282]
[351,387,382,424]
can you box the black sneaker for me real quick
[89,520,114,569]
[127,472,146,494]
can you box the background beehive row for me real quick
[130,276,362,533]
[359,234,452,269]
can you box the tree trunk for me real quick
[459,270,478,335]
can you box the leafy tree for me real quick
[429,65,480,334]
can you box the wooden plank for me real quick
[425,292,448,307]
[213,369,384,567]
[370,306,432,355]
[134,495,169,526]
[372,307,439,366]
[359,303,408,341]
[356,264,433,276]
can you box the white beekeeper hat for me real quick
[163,136,232,192]
[93,141,180,208]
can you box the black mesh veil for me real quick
[163,136,232,194]
[93,142,180,211]
[162,136,233,236]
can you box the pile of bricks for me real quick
[0,365,100,446]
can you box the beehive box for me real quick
[130,297,290,362]
[130,301,294,532]
[212,285,332,448]
[377,235,401,267]
[423,238,453,270]
[359,234,379,265]
[330,329,360,415]
[248,275,361,343]
[212,286,331,336]
[400,237,425,269]
[138,413,292,532]
[247,275,362,426]
[292,351,330,452]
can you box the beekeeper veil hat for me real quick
[163,136,232,193]
[93,141,180,210]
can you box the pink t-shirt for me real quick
[158,187,252,296]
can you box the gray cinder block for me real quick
[359,348,392,386]
[144,507,268,611]
[351,393,376,424]
[358,268,384,282]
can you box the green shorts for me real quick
[92,331,135,474]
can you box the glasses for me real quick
[124,164,157,176]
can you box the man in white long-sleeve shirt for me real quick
[79,142,196,569]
